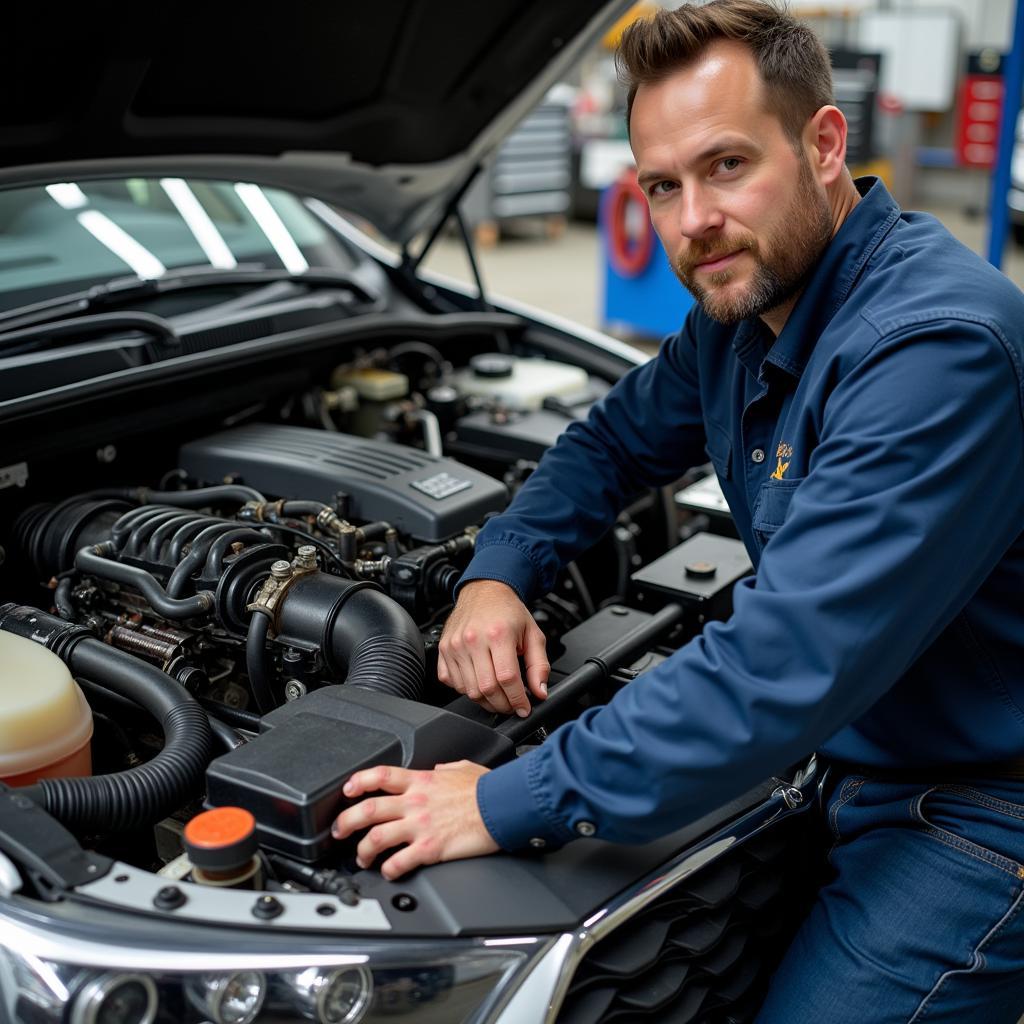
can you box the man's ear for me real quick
[804,105,848,186]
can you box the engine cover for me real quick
[179,424,508,541]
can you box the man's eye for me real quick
[650,181,676,197]
[718,157,743,173]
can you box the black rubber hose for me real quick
[199,698,262,732]
[169,516,223,564]
[330,587,425,701]
[273,574,425,701]
[147,512,202,561]
[246,613,277,714]
[137,485,266,507]
[167,523,237,597]
[78,678,244,753]
[54,578,76,620]
[208,717,247,751]
[124,509,186,557]
[10,634,214,833]
[75,545,214,620]
[279,500,332,518]
[357,521,392,542]
[205,528,270,575]
[111,505,166,548]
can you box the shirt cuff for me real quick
[455,542,540,603]
[476,750,576,851]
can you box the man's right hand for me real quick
[437,580,549,717]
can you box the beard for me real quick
[673,159,834,325]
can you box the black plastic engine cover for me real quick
[205,686,514,862]
[631,533,753,619]
[179,424,508,540]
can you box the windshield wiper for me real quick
[0,311,178,358]
[0,265,379,337]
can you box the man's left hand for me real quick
[331,760,499,880]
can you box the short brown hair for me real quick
[617,0,834,143]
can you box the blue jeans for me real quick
[756,771,1024,1023]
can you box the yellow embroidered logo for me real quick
[771,442,793,480]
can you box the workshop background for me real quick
[411,0,1024,351]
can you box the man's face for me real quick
[630,41,833,325]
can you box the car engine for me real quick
[0,340,746,880]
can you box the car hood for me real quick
[0,1,630,245]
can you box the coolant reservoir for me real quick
[0,632,93,786]
[451,353,589,411]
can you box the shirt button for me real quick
[575,821,597,838]
[751,448,765,464]
[529,837,547,849]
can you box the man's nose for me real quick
[678,186,725,239]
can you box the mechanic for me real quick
[332,2,1024,1019]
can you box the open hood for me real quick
[1,1,631,244]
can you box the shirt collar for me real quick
[731,177,901,380]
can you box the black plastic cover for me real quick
[0,789,111,899]
[453,407,580,462]
[204,686,514,862]
[631,534,753,619]
[180,424,508,541]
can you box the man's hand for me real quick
[438,579,549,716]
[331,761,499,880]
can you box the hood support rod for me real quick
[400,164,509,353]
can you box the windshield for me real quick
[0,178,358,312]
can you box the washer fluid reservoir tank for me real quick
[451,353,589,411]
[0,631,93,786]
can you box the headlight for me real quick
[185,972,266,1024]
[284,966,373,1024]
[0,912,536,1024]
[71,973,158,1024]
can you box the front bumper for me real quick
[0,759,818,1024]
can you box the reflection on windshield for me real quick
[233,183,309,274]
[159,179,237,269]
[47,182,166,279]
[0,178,343,312]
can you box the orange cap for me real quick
[184,807,257,871]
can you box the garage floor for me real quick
[421,205,1024,353]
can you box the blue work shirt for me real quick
[464,178,1024,851]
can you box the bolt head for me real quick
[154,885,187,910]
[252,894,284,920]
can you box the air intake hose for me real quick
[273,575,425,701]
[0,605,213,833]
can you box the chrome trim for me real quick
[71,972,158,1024]
[0,908,530,982]
[489,934,574,1023]
[488,758,818,1024]
[184,970,266,1024]
[0,913,371,971]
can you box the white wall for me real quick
[792,0,1014,49]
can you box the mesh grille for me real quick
[556,815,816,1024]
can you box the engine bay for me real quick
[0,331,747,910]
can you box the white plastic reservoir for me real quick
[451,354,589,411]
[0,631,93,786]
